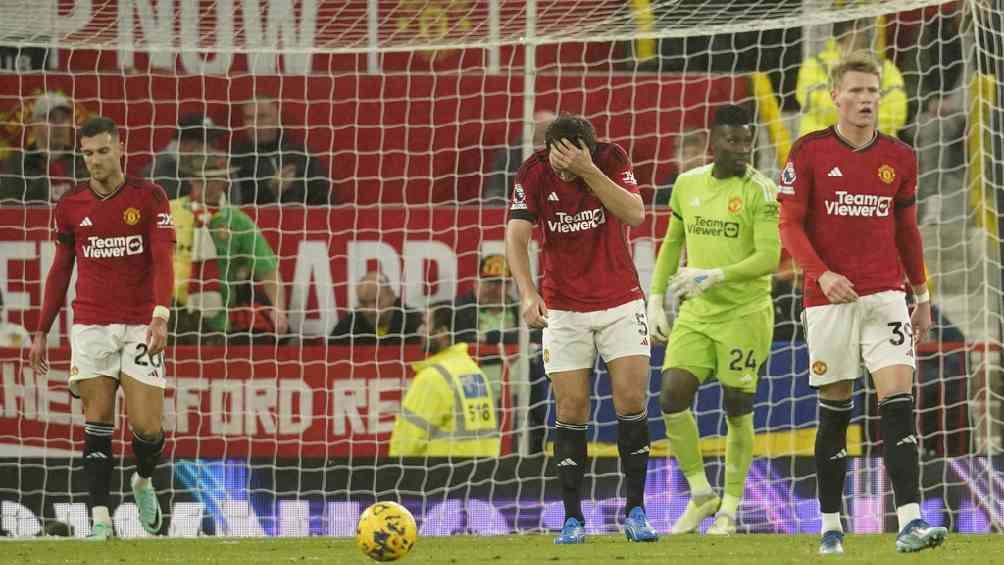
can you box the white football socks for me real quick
[821,512,842,534]
[897,503,922,531]
[92,505,111,526]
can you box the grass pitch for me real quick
[3,533,994,565]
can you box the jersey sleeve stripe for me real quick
[750,175,775,201]
[508,210,536,223]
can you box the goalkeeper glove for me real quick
[647,294,670,343]
[669,268,724,299]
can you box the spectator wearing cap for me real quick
[0,289,29,348]
[142,113,223,200]
[232,96,331,205]
[170,153,288,344]
[454,254,519,346]
[454,254,521,401]
[0,93,87,204]
[388,301,501,457]
[795,18,907,137]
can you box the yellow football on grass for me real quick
[356,501,418,561]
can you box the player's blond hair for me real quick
[830,50,882,89]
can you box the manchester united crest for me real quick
[812,360,828,376]
[123,207,141,226]
[728,196,743,214]
[877,164,896,184]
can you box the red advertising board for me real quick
[0,344,452,458]
[0,205,667,457]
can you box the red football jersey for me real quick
[53,177,176,325]
[778,127,918,307]
[508,142,643,312]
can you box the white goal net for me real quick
[0,0,1002,538]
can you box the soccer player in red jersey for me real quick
[505,115,657,544]
[28,117,175,540]
[778,52,947,554]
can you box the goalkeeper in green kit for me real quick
[648,105,781,535]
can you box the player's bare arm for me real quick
[505,218,548,329]
[549,138,644,227]
[147,238,172,358]
[910,283,932,343]
[147,190,176,358]
[895,194,930,342]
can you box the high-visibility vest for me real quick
[389,343,501,457]
[795,39,908,137]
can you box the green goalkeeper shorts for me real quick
[663,304,774,394]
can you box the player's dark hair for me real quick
[545,114,598,154]
[711,105,750,129]
[79,116,118,139]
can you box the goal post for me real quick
[0,0,1002,538]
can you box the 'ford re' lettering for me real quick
[82,235,144,258]
[547,208,606,233]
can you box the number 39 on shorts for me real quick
[888,321,913,348]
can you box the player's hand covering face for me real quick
[548,138,596,180]
[831,70,880,129]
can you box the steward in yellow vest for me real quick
[796,19,907,137]
[389,302,501,457]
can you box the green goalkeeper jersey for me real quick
[651,164,781,324]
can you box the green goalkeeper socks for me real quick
[663,409,712,495]
[724,413,754,504]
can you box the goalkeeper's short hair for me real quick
[712,104,751,129]
[545,114,598,154]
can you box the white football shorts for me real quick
[804,290,916,388]
[542,298,651,375]
[69,324,167,396]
